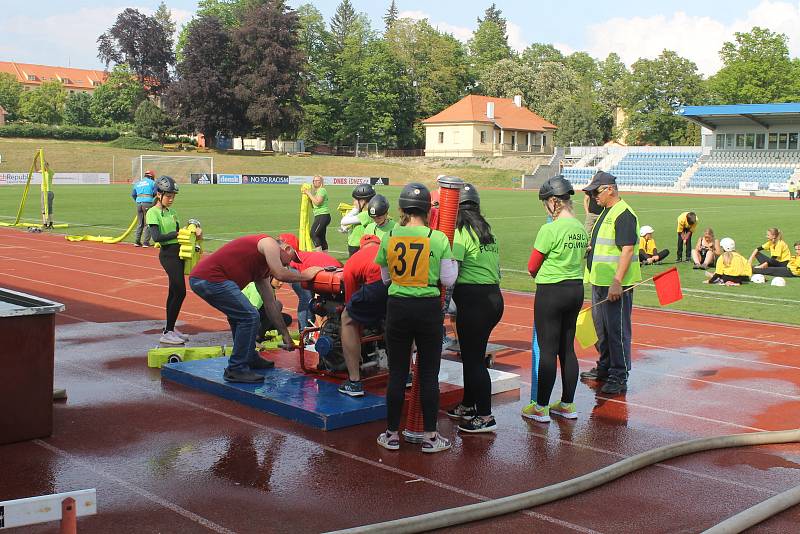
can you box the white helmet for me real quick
[720,237,736,252]
[771,277,786,287]
[751,274,766,284]
[639,225,654,237]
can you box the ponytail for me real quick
[457,204,495,245]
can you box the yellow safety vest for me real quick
[587,199,642,287]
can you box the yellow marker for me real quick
[298,183,314,251]
[575,308,598,349]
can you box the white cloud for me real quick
[397,10,473,42]
[506,22,528,53]
[553,42,576,56]
[585,1,800,75]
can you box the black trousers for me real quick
[159,244,186,332]
[755,252,788,268]
[753,266,795,277]
[310,214,331,250]
[453,284,504,416]
[535,281,583,405]
[385,296,443,432]
[677,232,693,259]
[639,250,670,263]
[708,274,750,284]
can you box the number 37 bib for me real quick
[387,235,431,287]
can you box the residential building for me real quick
[422,94,557,157]
[0,61,106,94]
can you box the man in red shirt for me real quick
[189,235,323,383]
[338,234,388,397]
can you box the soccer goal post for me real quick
[131,155,214,183]
[355,143,379,157]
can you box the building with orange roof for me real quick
[0,61,107,95]
[422,94,557,157]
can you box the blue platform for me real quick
[161,357,387,430]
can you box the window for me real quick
[510,133,516,146]
[768,133,778,149]
[745,133,755,148]
[542,135,547,146]
[438,132,444,144]
[789,133,798,150]
[778,133,788,149]
[480,131,486,144]
[725,133,734,148]
[26,74,36,81]
[735,134,745,148]
[755,133,766,149]
[716,134,724,149]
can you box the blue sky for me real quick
[3,1,800,75]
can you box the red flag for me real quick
[653,267,683,306]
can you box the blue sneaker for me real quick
[338,379,364,397]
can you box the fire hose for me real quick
[327,428,800,534]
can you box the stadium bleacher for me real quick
[609,151,702,187]
[686,150,800,190]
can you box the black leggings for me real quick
[755,252,788,268]
[753,266,795,277]
[639,250,669,263]
[310,214,331,250]
[159,245,186,332]
[708,274,749,284]
[677,232,693,259]
[534,280,583,406]
[385,296,443,432]
[453,284,504,416]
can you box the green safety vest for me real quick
[586,199,642,287]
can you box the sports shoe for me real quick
[134,242,142,247]
[601,377,628,395]
[142,243,151,248]
[223,368,265,383]
[172,328,190,341]
[405,372,413,388]
[446,404,477,421]
[421,433,452,453]
[521,401,551,422]
[338,379,364,397]
[458,415,497,433]
[377,431,400,450]
[249,357,275,370]
[159,331,185,345]
[549,401,578,420]
[444,339,460,352]
[580,367,608,381]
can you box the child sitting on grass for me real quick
[706,238,752,286]
[638,225,670,265]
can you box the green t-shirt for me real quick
[364,218,397,242]
[347,209,372,247]
[533,217,588,284]
[375,225,453,298]
[452,226,500,285]
[145,205,180,245]
[312,187,330,216]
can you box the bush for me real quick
[106,135,164,151]
[0,123,120,141]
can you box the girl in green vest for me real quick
[304,175,331,251]
[522,176,588,422]
[375,183,458,453]
[340,184,375,255]
[446,183,504,433]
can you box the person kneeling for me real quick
[638,226,669,265]
[338,234,388,397]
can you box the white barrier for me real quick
[0,489,96,529]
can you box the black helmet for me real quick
[367,194,389,217]
[460,183,480,206]
[538,175,574,200]
[352,184,376,200]
[398,182,431,212]
[156,175,179,194]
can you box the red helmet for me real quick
[144,170,156,178]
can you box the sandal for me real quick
[377,431,400,451]
[421,433,452,453]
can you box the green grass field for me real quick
[2,180,798,325]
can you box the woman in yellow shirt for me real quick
[638,225,669,264]
[707,238,752,285]
[748,228,790,269]
[676,211,698,262]
[753,241,800,279]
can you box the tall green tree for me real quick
[64,92,95,126]
[469,5,512,82]
[478,58,532,103]
[565,51,599,89]
[623,50,703,145]
[384,0,398,31]
[19,80,67,124]
[0,72,23,121]
[232,0,305,142]
[166,14,245,145]
[554,90,602,146]
[596,53,628,141]
[297,4,334,141]
[520,43,564,74]
[90,64,147,126]
[135,100,171,141]
[707,27,800,104]
[154,1,177,35]
[478,3,507,37]
[330,0,360,52]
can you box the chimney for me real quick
[486,101,495,119]
[513,95,522,108]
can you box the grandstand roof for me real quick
[677,103,800,129]
[423,95,557,132]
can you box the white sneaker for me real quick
[160,331,185,345]
[172,328,190,341]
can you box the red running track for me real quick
[1,227,799,533]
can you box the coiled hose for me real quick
[327,428,800,534]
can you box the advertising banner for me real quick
[767,182,788,193]
[217,174,242,185]
[0,173,110,185]
[738,181,759,192]
[242,174,290,184]
[190,173,216,184]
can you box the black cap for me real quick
[583,171,616,192]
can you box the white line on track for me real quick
[34,440,236,533]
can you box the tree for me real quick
[19,81,67,124]
[166,15,245,146]
[468,17,512,82]
[565,51,599,89]
[384,0,398,31]
[232,0,305,142]
[596,53,629,141]
[707,27,800,104]
[520,43,564,74]
[90,65,147,126]
[64,92,95,126]
[330,0,359,52]
[154,1,177,35]
[622,50,703,145]
[478,58,532,103]
[478,3,507,38]
[135,100,171,141]
[554,90,602,146]
[0,72,23,121]
[97,8,175,94]
[297,4,336,142]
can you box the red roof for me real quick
[0,61,106,91]
[423,94,557,131]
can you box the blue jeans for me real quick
[291,282,314,331]
[189,277,261,372]
[591,284,633,381]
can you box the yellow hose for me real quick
[65,216,138,244]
